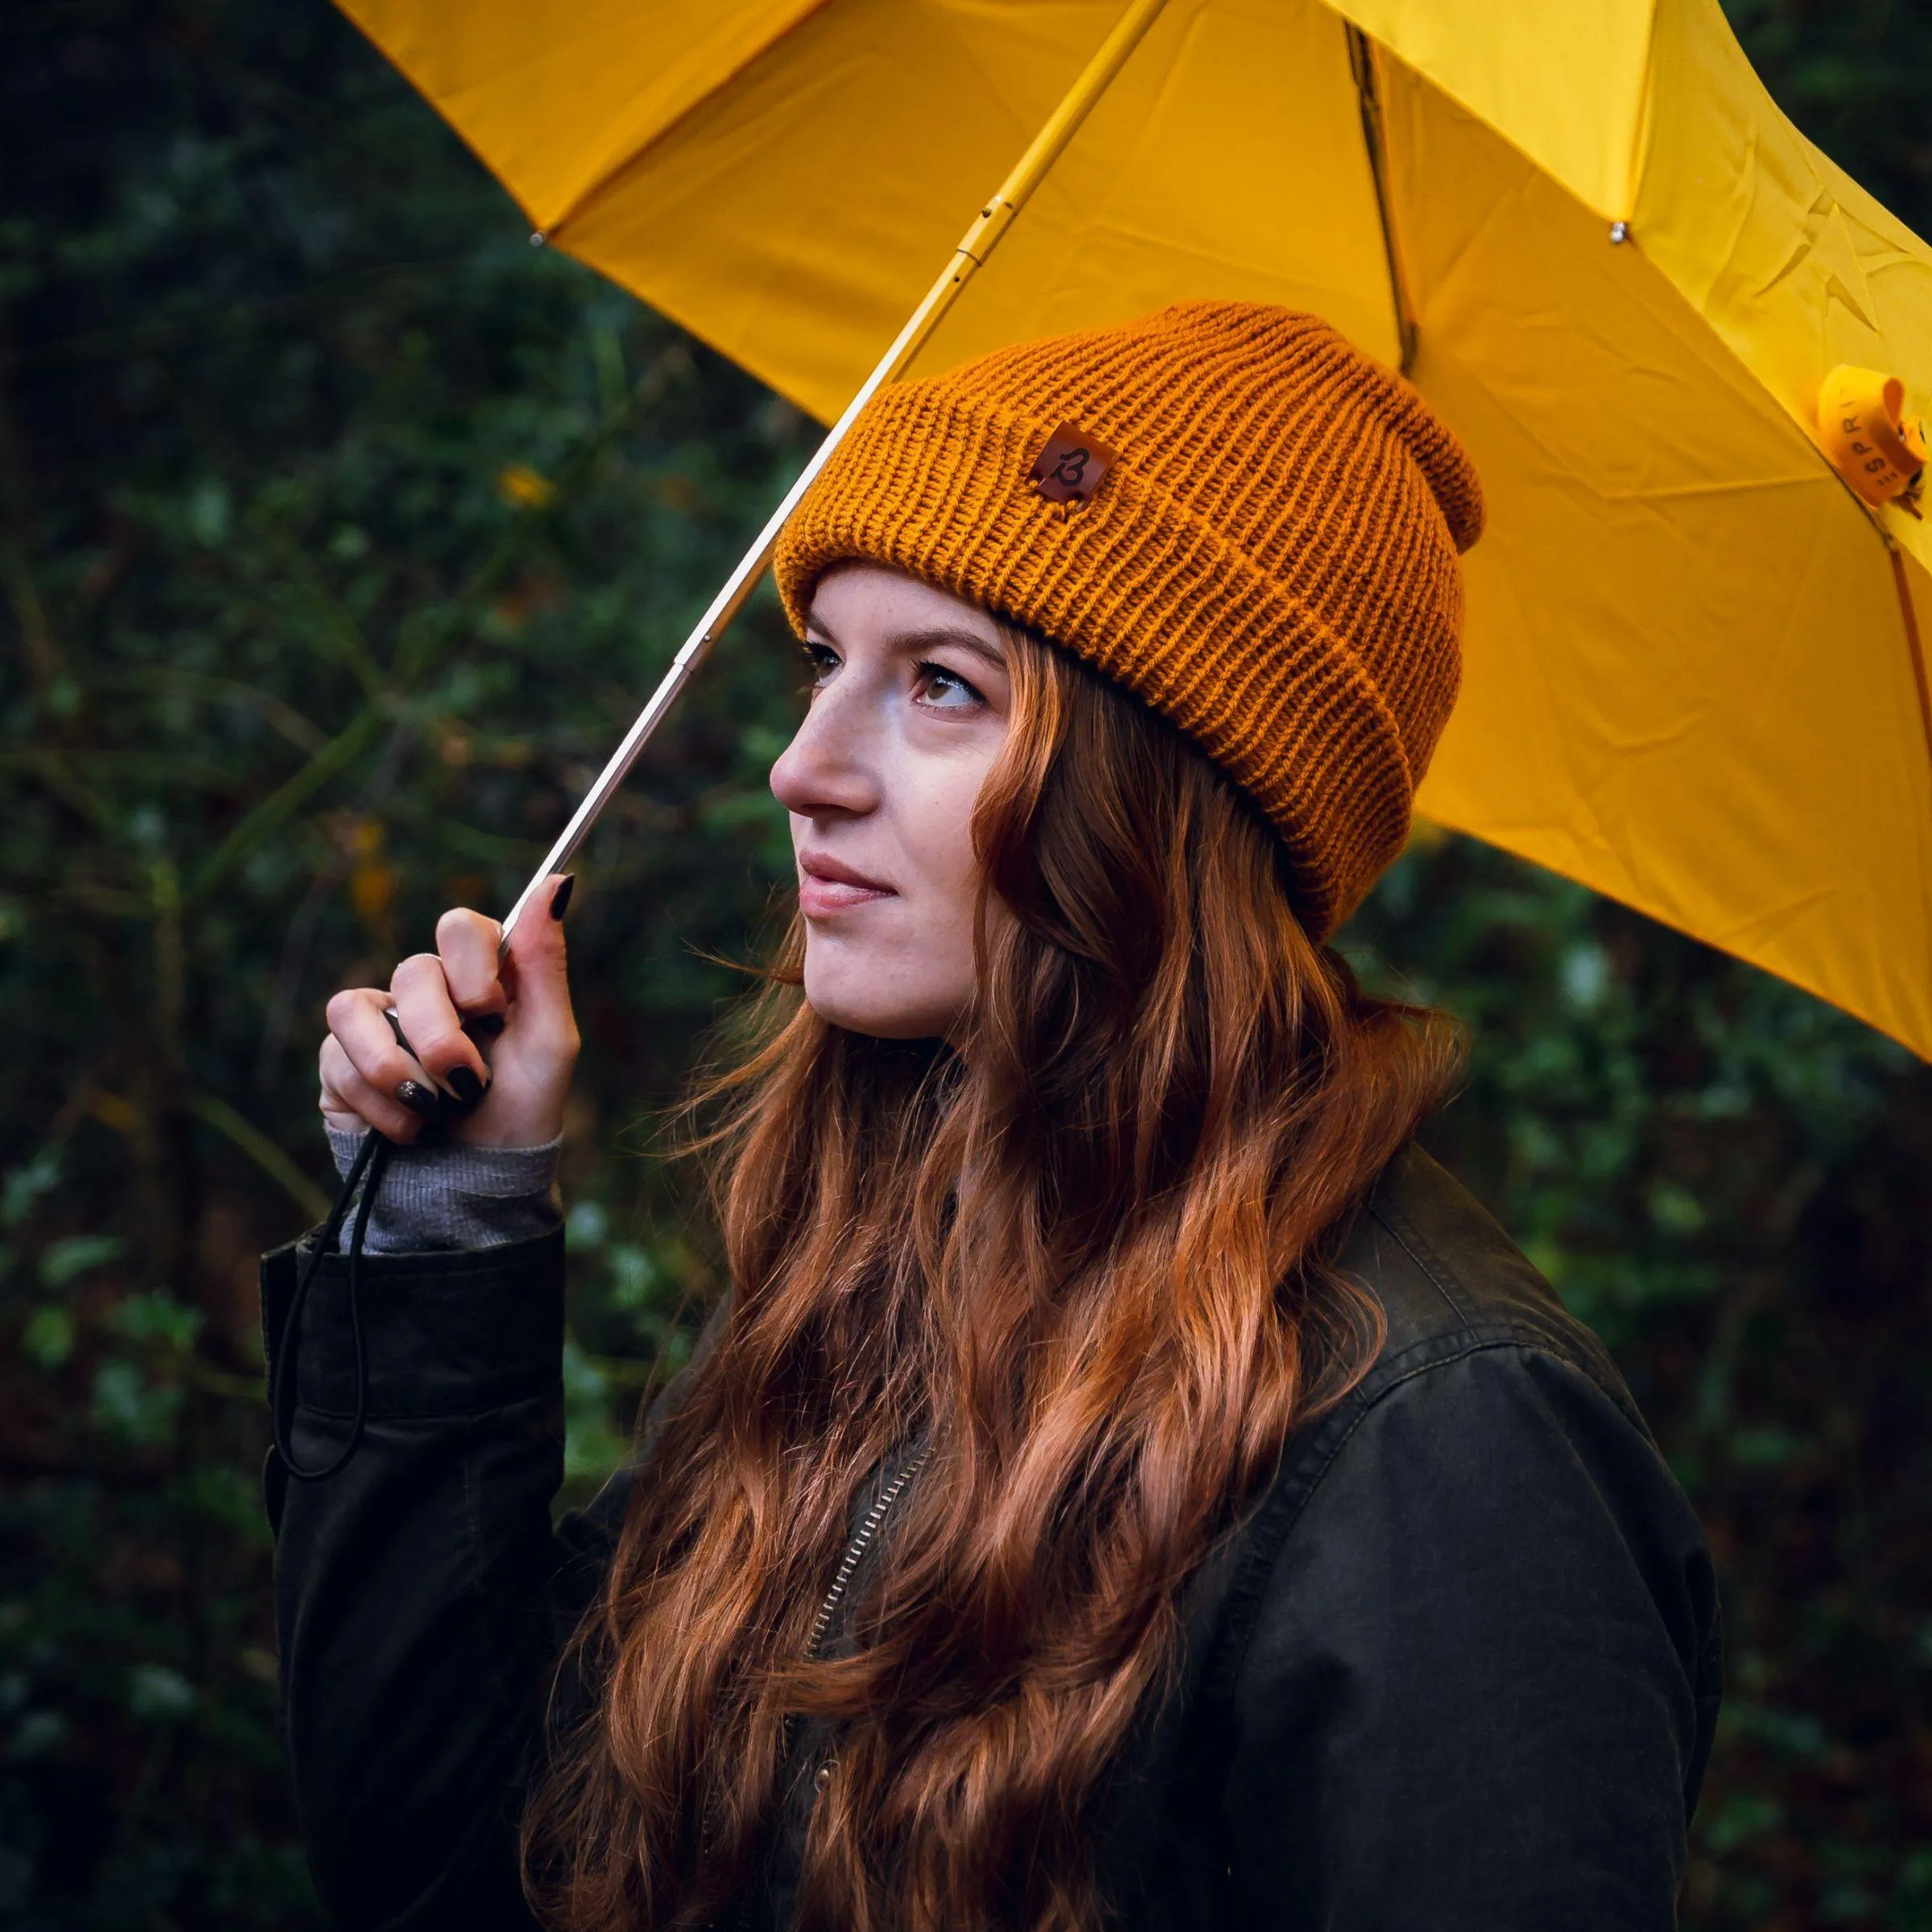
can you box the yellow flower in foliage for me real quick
[352,861,396,923]
[343,817,395,924]
[496,462,556,510]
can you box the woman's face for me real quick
[769,564,1012,1040]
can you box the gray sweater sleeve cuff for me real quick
[324,1127,562,1255]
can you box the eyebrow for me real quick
[803,618,1007,674]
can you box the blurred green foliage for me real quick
[0,2,1927,1926]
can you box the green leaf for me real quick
[38,1233,125,1287]
[21,1306,76,1368]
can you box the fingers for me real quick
[500,875,580,1055]
[434,907,507,1018]
[390,952,490,1102]
[326,984,444,1111]
[314,886,578,1150]
[318,1024,431,1144]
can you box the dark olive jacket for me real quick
[262,1144,1722,1930]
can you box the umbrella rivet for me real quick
[530,231,547,248]
[1609,221,1631,245]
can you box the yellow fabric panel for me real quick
[557,0,1397,421]
[908,0,1398,382]
[337,0,818,231]
[1388,56,1932,1056]
[1633,0,1932,582]
[555,0,1114,420]
[1324,0,1654,219]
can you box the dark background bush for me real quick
[2,2,1927,1924]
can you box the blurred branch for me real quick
[188,1360,266,1404]
[188,1092,329,1222]
[265,539,390,699]
[3,749,262,791]
[0,530,58,687]
[184,705,385,908]
[116,668,330,755]
[0,332,59,690]
[13,744,116,836]
[390,813,548,868]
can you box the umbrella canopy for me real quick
[341,0,1932,1058]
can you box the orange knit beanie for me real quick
[774,301,1484,939]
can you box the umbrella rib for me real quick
[1345,26,1418,377]
[494,0,1175,946]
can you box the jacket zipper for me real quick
[726,1443,932,1932]
[805,1443,931,1665]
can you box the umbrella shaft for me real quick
[498,0,1174,947]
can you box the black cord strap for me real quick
[269,1005,489,1482]
[269,1125,394,1483]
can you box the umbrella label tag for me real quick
[1818,365,1926,515]
[1030,424,1116,507]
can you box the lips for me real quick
[797,849,894,919]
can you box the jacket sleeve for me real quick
[262,1228,630,1931]
[1222,1340,1723,1931]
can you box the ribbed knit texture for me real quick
[324,1129,560,1254]
[775,302,1484,938]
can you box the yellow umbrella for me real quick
[340,0,1932,1058]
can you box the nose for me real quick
[770,673,881,822]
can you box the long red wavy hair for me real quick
[527,620,1457,1930]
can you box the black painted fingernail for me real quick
[550,874,576,921]
[395,1080,440,1117]
[446,1063,485,1105]
[466,1013,506,1040]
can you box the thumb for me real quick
[503,873,576,1030]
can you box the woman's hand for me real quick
[318,875,580,1148]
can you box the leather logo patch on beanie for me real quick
[774,301,1484,939]
[1029,423,1117,506]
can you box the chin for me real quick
[801,965,964,1042]
[806,1000,954,1042]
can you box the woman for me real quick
[268,303,1722,1931]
